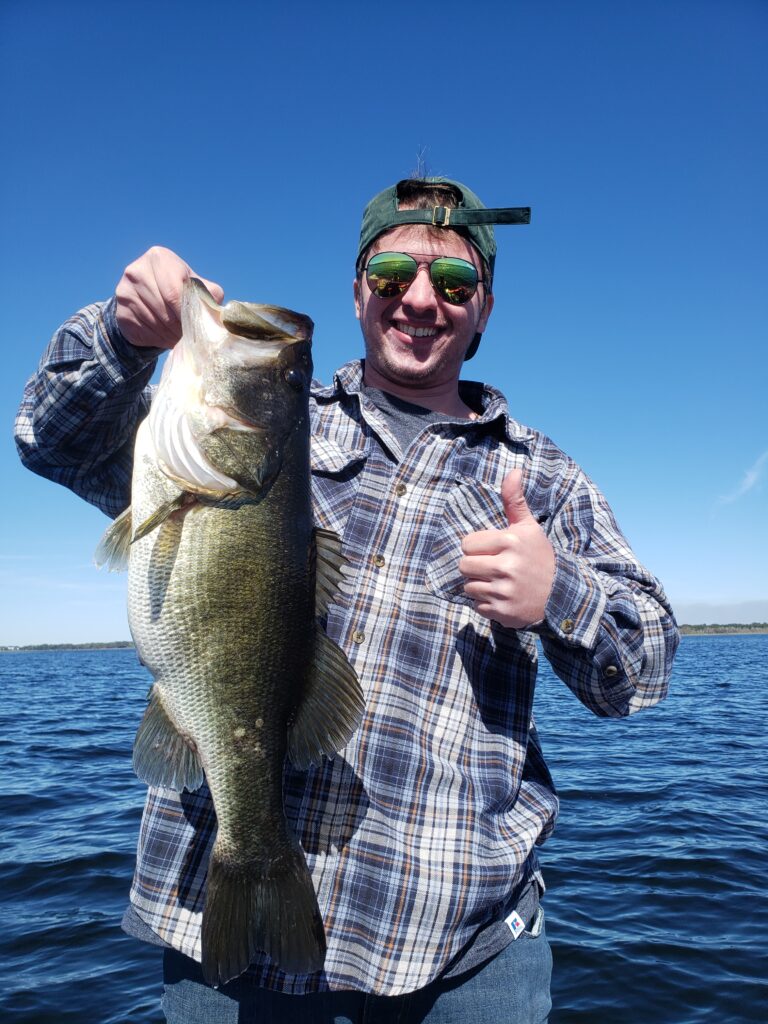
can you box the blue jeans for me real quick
[161,911,552,1023]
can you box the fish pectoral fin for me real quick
[132,685,205,792]
[313,528,349,617]
[287,630,365,769]
[94,506,133,571]
[132,493,195,543]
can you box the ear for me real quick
[353,277,361,321]
[477,291,494,333]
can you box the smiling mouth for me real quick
[391,320,439,339]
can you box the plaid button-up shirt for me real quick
[16,299,679,995]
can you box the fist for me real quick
[459,469,556,629]
[115,245,224,349]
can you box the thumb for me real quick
[197,275,225,304]
[501,469,534,527]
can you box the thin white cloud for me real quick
[719,449,768,504]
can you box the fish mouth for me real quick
[204,404,271,433]
[190,278,314,345]
[222,305,313,345]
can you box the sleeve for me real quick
[14,297,163,518]
[534,465,679,719]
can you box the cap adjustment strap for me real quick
[389,206,531,229]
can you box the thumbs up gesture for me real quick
[459,469,556,629]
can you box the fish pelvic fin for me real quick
[133,493,195,543]
[201,840,326,985]
[287,630,365,770]
[94,506,133,571]
[313,528,349,617]
[132,685,205,792]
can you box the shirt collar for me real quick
[311,360,535,447]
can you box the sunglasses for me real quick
[364,251,486,305]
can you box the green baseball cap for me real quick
[357,177,530,360]
[357,177,530,279]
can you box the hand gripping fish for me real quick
[96,278,365,985]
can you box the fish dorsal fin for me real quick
[287,631,365,769]
[133,684,205,792]
[94,506,133,571]
[314,528,348,617]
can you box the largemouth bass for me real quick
[97,279,364,985]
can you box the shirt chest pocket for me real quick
[425,477,509,606]
[311,436,369,537]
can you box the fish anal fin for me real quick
[287,630,365,770]
[132,684,204,792]
[314,528,349,618]
[94,506,133,571]
[201,838,326,984]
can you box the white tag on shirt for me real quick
[504,909,526,939]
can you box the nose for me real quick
[402,264,438,316]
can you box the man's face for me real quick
[353,225,493,390]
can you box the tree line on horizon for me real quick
[3,625,768,650]
[678,622,768,635]
[0,641,135,651]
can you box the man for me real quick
[15,177,679,1023]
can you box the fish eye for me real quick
[283,367,304,390]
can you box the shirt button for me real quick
[372,554,386,568]
[394,483,407,497]
[351,630,365,644]
[604,665,619,679]
[561,618,575,635]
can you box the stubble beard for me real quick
[365,333,469,391]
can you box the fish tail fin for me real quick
[201,840,326,985]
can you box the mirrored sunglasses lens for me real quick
[430,258,478,304]
[366,253,417,298]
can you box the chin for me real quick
[382,354,455,388]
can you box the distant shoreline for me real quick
[3,625,768,651]
[679,623,768,636]
[0,641,135,652]
[680,629,768,637]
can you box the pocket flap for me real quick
[425,477,509,603]
[311,436,369,475]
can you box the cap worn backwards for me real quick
[357,177,531,360]
[357,177,530,277]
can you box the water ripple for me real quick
[0,639,766,1021]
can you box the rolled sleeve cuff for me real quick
[96,297,165,384]
[540,549,607,650]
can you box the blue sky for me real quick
[1,0,765,643]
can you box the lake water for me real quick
[1,637,766,1022]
